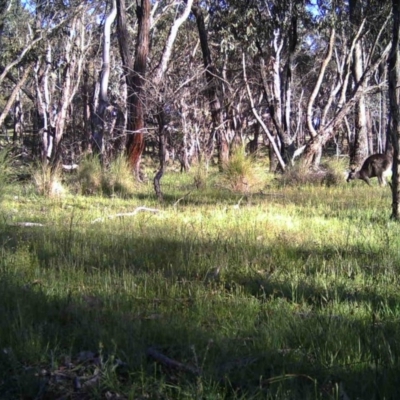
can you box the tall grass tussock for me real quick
[220,147,263,193]
[0,156,399,399]
[0,147,15,201]
[31,162,66,197]
[277,158,347,187]
[76,154,137,197]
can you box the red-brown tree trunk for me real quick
[124,0,150,178]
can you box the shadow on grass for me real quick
[2,272,400,399]
[1,224,400,398]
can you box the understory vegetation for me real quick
[0,155,399,399]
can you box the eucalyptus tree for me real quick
[348,0,368,166]
[205,0,309,169]
[152,0,194,199]
[33,3,89,167]
[116,0,150,179]
[0,0,96,167]
[192,0,230,170]
[92,0,117,162]
[347,0,394,168]
[256,0,305,165]
[0,0,36,142]
[0,65,32,129]
[116,0,205,189]
[301,0,391,167]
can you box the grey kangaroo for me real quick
[346,153,392,187]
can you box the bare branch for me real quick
[173,191,193,207]
[306,27,335,138]
[365,14,390,69]
[154,0,194,85]
[242,53,286,171]
[328,42,391,132]
[337,18,366,108]
[0,64,32,127]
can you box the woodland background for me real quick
[3,1,400,399]
[0,0,397,197]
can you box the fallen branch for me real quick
[9,222,44,227]
[91,206,160,223]
[62,163,79,172]
[146,347,201,376]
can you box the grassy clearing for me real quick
[1,159,400,399]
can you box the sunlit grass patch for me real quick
[1,160,400,398]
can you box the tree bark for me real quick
[13,90,23,142]
[349,0,368,167]
[153,0,194,200]
[243,54,286,171]
[389,0,400,220]
[82,68,92,153]
[92,0,117,161]
[35,45,52,164]
[306,28,335,139]
[50,16,84,171]
[192,2,229,170]
[0,64,32,128]
[116,0,134,159]
[125,0,150,178]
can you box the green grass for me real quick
[0,160,399,399]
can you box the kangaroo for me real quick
[347,153,392,187]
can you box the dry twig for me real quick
[173,191,192,207]
[91,206,160,223]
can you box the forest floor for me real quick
[0,158,399,399]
